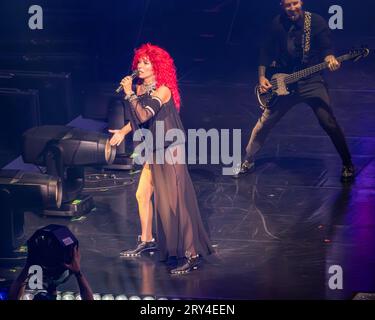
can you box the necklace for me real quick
[142,82,156,94]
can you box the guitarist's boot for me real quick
[341,164,355,183]
[233,160,255,179]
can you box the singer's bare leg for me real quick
[136,163,154,242]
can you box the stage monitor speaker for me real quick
[0,53,96,82]
[82,84,134,170]
[0,88,41,167]
[82,82,119,121]
[0,70,75,125]
[108,97,126,154]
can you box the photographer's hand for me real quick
[64,246,94,300]
[64,245,81,274]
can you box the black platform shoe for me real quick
[120,236,157,257]
[341,164,355,182]
[170,254,201,275]
[232,160,255,179]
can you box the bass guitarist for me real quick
[233,0,355,182]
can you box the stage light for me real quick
[27,224,78,284]
[353,292,375,300]
[22,125,116,216]
[0,289,7,300]
[62,292,75,300]
[21,293,34,300]
[0,170,62,258]
[0,170,62,208]
[22,125,116,166]
[93,293,102,300]
[42,291,172,301]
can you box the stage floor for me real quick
[3,156,375,300]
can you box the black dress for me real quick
[126,92,214,260]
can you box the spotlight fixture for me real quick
[22,125,116,216]
[0,170,62,259]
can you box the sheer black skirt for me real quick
[150,146,214,260]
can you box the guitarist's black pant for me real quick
[244,89,352,166]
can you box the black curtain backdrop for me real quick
[0,0,373,80]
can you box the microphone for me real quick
[115,70,139,93]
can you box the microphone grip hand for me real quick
[115,71,139,94]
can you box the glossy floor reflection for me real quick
[5,157,374,299]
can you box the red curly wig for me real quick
[132,43,181,111]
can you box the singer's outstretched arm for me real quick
[121,122,132,135]
[109,122,132,146]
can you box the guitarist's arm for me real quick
[258,17,279,94]
[314,14,341,72]
[258,66,273,94]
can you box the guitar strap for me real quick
[302,11,312,64]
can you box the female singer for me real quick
[109,43,213,274]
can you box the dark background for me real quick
[1,0,374,81]
[0,0,374,165]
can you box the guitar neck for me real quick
[285,54,352,84]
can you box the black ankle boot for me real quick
[341,164,355,182]
[170,253,201,275]
[232,160,255,179]
[120,236,157,257]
